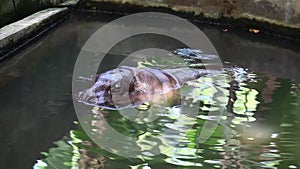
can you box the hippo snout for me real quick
[76,88,98,106]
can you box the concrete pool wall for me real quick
[0,7,69,60]
[0,0,80,60]
[81,0,300,29]
[0,0,66,27]
[1,0,300,61]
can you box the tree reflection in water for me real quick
[34,64,300,169]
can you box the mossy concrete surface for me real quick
[85,0,300,29]
[0,8,68,58]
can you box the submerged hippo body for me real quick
[77,66,211,110]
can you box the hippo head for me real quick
[77,67,136,109]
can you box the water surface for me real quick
[0,12,299,169]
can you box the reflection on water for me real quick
[35,51,300,169]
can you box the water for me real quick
[0,12,299,169]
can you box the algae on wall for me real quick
[0,0,62,27]
[85,0,300,29]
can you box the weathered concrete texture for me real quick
[0,8,68,54]
[59,0,80,7]
[88,0,300,29]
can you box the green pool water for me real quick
[0,12,299,169]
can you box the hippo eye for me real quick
[99,85,106,90]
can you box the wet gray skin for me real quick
[77,66,211,110]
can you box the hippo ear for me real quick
[162,71,181,89]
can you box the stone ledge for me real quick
[0,7,69,58]
[59,0,81,7]
[77,0,300,40]
[84,0,300,29]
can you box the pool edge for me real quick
[0,7,70,61]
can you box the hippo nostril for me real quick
[76,87,112,107]
[76,91,86,102]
